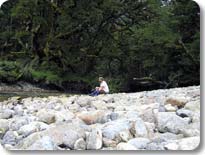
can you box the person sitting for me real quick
[89,77,109,96]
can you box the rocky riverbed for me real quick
[0,86,200,150]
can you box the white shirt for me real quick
[100,81,109,93]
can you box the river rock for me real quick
[0,85,200,150]
[128,138,150,149]
[36,109,56,124]
[76,96,92,107]
[54,110,75,122]
[184,101,200,112]
[2,131,19,145]
[0,119,10,138]
[17,121,49,138]
[9,117,29,131]
[116,142,137,150]
[77,110,110,125]
[176,109,193,118]
[164,104,177,112]
[42,123,86,149]
[131,118,148,138]
[74,138,86,150]
[156,112,188,134]
[102,138,118,147]
[165,97,188,107]
[119,130,132,142]
[91,100,108,110]
[102,119,132,141]
[27,136,56,150]
[0,109,14,119]
[86,129,102,150]
[165,136,200,150]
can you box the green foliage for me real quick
[0,0,200,92]
[0,61,21,82]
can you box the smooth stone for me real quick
[128,138,150,149]
[74,138,86,150]
[116,142,137,150]
[86,129,102,150]
[27,136,56,150]
[156,112,188,134]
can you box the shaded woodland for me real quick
[0,0,200,93]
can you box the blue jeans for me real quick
[89,90,100,96]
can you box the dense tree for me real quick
[0,0,200,93]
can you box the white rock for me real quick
[74,138,86,150]
[116,142,137,150]
[87,129,102,150]
[157,112,188,134]
[164,104,177,112]
[128,138,150,149]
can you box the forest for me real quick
[0,0,200,93]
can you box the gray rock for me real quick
[27,136,56,150]
[110,112,119,121]
[176,109,193,118]
[36,109,56,124]
[146,142,165,150]
[0,109,14,119]
[42,123,86,149]
[102,119,132,141]
[177,136,200,150]
[2,131,19,145]
[128,138,150,149]
[116,142,137,150]
[132,118,148,137]
[165,136,200,150]
[119,130,132,142]
[17,122,44,137]
[184,101,200,112]
[74,138,86,150]
[156,112,188,134]
[102,138,118,147]
[0,119,10,138]
[76,96,92,107]
[9,117,29,131]
[140,108,155,123]
[164,104,177,112]
[86,129,102,150]
[154,132,184,141]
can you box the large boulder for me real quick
[42,123,86,149]
[156,112,188,134]
[102,119,132,141]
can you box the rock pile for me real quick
[0,86,200,150]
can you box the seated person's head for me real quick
[99,77,104,82]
